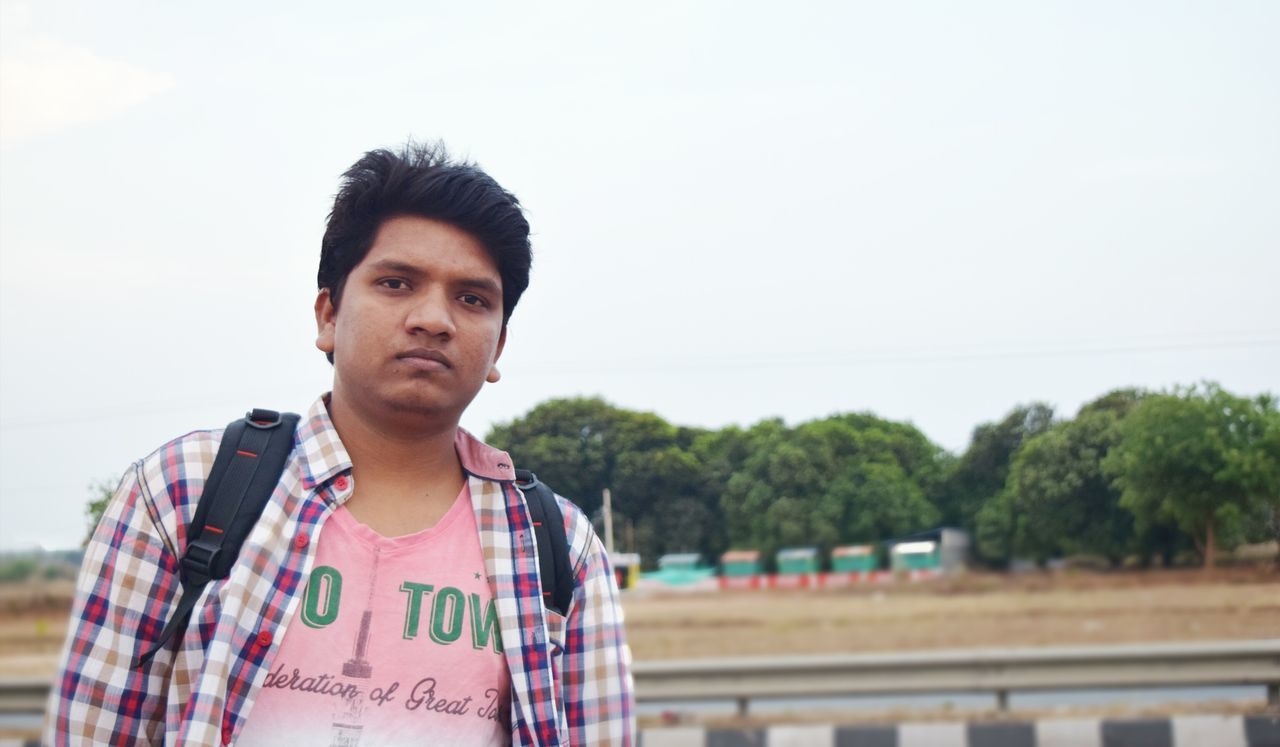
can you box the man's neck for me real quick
[327,392,460,479]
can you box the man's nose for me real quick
[404,289,456,338]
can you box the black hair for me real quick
[318,140,532,325]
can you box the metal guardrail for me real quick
[0,677,48,716]
[633,639,1280,715]
[0,676,47,738]
[4,640,1279,722]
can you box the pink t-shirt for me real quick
[239,485,511,746]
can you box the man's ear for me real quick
[315,289,336,355]
[486,326,507,383]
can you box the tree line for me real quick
[77,382,1278,570]
[486,383,1279,571]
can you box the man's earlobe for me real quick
[315,289,336,354]
[487,326,506,383]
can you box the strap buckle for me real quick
[182,537,222,582]
[245,409,283,429]
[514,469,539,490]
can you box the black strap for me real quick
[135,409,299,668]
[515,469,574,617]
[134,413,569,667]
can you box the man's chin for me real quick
[332,380,476,430]
[382,397,452,420]
[375,391,469,425]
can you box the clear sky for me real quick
[1,1,1277,550]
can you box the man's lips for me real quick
[396,348,452,370]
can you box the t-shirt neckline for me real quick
[330,482,471,553]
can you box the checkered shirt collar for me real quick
[294,394,518,489]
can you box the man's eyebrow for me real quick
[457,277,502,296]
[366,259,425,277]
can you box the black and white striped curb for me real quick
[640,715,1280,746]
[4,715,1275,746]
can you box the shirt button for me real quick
[256,630,273,648]
[293,533,310,550]
[334,475,349,491]
[221,722,233,745]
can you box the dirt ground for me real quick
[1,568,1276,736]
[619,567,1280,728]
[621,566,1280,661]
[3,567,1276,675]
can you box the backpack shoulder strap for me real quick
[514,469,574,617]
[135,408,299,667]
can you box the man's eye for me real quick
[460,294,487,307]
[380,279,409,290]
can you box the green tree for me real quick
[489,397,634,514]
[942,403,1055,564]
[1005,395,1141,565]
[0,557,38,582]
[84,476,119,547]
[830,460,939,543]
[939,404,1055,528]
[718,415,943,562]
[487,397,715,566]
[830,413,952,510]
[615,444,717,562]
[1103,383,1280,569]
[718,421,819,563]
[973,488,1018,564]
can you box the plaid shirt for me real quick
[46,396,634,746]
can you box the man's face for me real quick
[315,215,506,428]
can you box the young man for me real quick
[46,143,635,745]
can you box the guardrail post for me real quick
[736,696,749,717]
[996,689,1009,711]
[1268,683,1278,706]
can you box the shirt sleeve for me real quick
[559,503,636,746]
[44,462,180,746]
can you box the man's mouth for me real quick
[396,348,452,370]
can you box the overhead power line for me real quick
[515,336,1280,375]
[1,335,1276,432]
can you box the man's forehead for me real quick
[361,216,501,281]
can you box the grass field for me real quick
[620,566,1279,727]
[1,567,1276,734]
[621,566,1280,661]
[3,567,1276,674]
